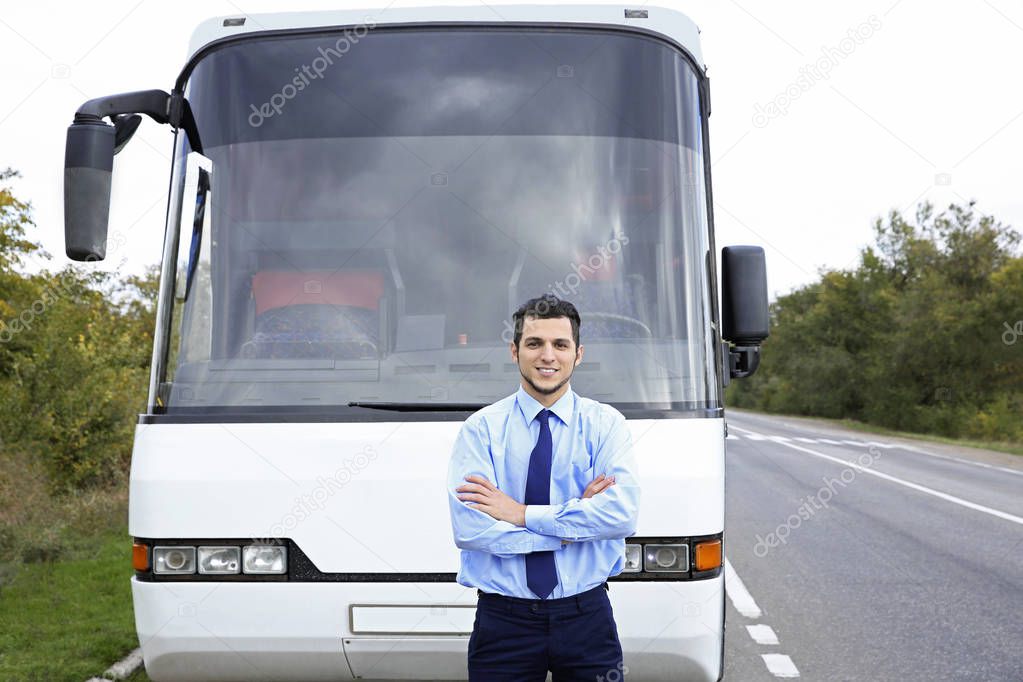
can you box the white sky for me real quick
[2,0,1022,301]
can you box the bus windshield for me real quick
[161,27,719,414]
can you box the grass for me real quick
[0,528,142,682]
[0,448,146,681]
[728,406,1023,457]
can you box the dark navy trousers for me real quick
[468,583,624,681]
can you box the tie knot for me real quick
[536,409,550,423]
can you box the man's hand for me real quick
[456,475,527,526]
[562,474,616,544]
[583,473,615,498]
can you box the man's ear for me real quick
[575,344,584,365]
[510,341,518,362]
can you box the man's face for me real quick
[510,315,583,403]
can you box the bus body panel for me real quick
[186,4,705,67]
[132,575,722,681]
[129,417,723,571]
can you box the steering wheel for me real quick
[582,312,652,338]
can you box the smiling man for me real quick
[447,294,641,681]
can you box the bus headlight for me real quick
[198,546,241,574]
[153,546,196,574]
[623,543,642,572]
[243,545,287,574]
[644,543,688,572]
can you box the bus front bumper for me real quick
[131,575,722,681]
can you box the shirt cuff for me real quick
[525,505,557,536]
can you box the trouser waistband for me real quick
[476,582,609,612]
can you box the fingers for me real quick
[455,483,489,494]
[583,475,616,498]
[582,474,605,497]
[457,492,487,503]
[464,475,496,491]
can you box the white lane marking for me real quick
[893,443,1023,477]
[841,439,867,446]
[726,433,740,440]
[744,433,767,441]
[769,436,792,442]
[762,653,800,677]
[724,558,762,618]
[728,421,1023,477]
[774,440,1023,526]
[746,624,779,645]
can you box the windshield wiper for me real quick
[347,402,486,412]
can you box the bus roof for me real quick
[186,4,705,70]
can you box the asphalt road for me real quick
[720,409,1023,681]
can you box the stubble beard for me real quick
[519,363,574,397]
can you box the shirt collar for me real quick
[515,383,575,426]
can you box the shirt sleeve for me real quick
[447,416,566,557]
[524,406,640,542]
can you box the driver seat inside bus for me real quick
[240,269,385,360]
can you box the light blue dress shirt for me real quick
[447,384,640,598]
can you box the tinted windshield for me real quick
[161,27,719,414]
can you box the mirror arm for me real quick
[727,344,761,379]
[73,89,203,153]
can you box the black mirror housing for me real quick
[721,245,769,345]
[64,118,115,261]
[721,246,769,379]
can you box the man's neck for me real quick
[521,382,569,408]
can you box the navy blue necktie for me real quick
[524,408,558,599]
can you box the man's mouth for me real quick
[536,367,558,377]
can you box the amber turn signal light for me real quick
[693,539,722,571]
[133,542,150,571]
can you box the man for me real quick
[447,294,641,681]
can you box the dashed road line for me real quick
[724,557,762,618]
[726,559,801,677]
[761,653,801,677]
[746,624,780,645]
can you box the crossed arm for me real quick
[455,473,616,537]
[446,412,640,557]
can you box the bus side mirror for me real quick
[62,89,201,262]
[721,245,768,378]
[64,117,115,261]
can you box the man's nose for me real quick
[540,343,556,361]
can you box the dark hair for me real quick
[512,295,581,348]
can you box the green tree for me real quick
[0,170,158,493]
[728,200,1023,443]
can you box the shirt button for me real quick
[530,604,538,612]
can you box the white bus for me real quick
[63,5,768,680]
